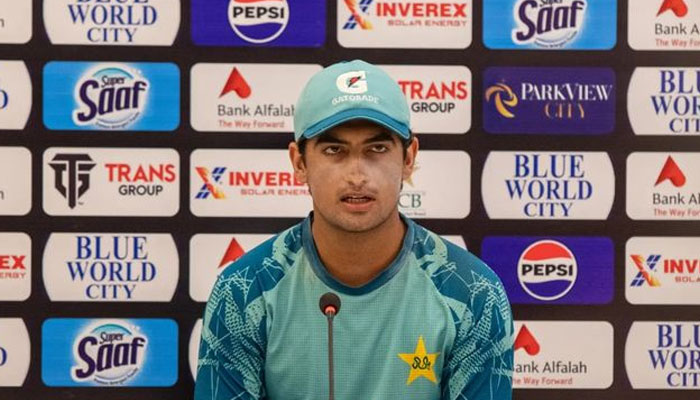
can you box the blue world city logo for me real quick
[67,0,158,43]
[72,65,149,129]
[71,321,147,385]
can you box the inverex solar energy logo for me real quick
[382,65,471,134]
[338,0,471,48]
[483,0,616,49]
[627,237,700,304]
[628,68,700,135]
[0,233,31,301]
[0,1,32,44]
[514,321,613,388]
[482,152,615,219]
[0,318,30,386]
[484,67,615,135]
[192,0,325,47]
[43,233,179,302]
[43,62,179,131]
[0,147,31,216]
[190,63,320,132]
[0,61,32,130]
[629,0,700,50]
[627,153,700,220]
[482,236,613,304]
[42,318,177,387]
[44,0,180,45]
[626,322,700,388]
[189,234,272,301]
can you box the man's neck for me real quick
[311,211,407,288]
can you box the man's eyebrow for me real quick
[313,129,396,147]
[314,134,346,146]
[363,130,395,143]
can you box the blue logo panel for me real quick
[43,62,180,131]
[42,318,178,386]
[191,0,325,47]
[484,67,615,135]
[481,236,613,304]
[483,0,617,50]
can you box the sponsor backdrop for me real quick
[0,0,699,399]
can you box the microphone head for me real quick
[319,292,341,316]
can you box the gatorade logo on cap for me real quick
[336,71,368,94]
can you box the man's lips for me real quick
[340,194,375,204]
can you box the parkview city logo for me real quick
[514,321,613,388]
[482,236,613,304]
[44,0,180,45]
[626,322,700,388]
[43,62,180,131]
[43,147,180,216]
[0,233,30,301]
[0,1,31,43]
[629,0,700,50]
[482,152,615,219]
[627,153,700,220]
[192,0,325,47]
[0,147,31,216]
[190,63,320,132]
[483,0,616,49]
[0,61,32,130]
[189,234,272,301]
[628,68,700,135]
[484,67,615,135]
[627,237,700,304]
[381,65,471,134]
[0,318,30,387]
[43,233,179,302]
[338,0,471,48]
[42,318,178,387]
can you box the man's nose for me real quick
[345,154,368,186]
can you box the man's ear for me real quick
[288,141,307,184]
[402,137,419,181]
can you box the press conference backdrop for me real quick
[0,0,699,398]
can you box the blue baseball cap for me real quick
[294,60,411,142]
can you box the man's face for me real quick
[289,121,418,233]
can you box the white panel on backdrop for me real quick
[629,0,700,50]
[189,234,273,302]
[514,321,613,389]
[189,319,203,379]
[0,318,30,387]
[380,65,471,134]
[191,63,321,132]
[627,152,700,220]
[0,1,32,43]
[43,147,180,216]
[628,68,700,135]
[337,0,472,48]
[0,147,31,216]
[0,61,32,130]
[44,0,181,45]
[43,233,179,302]
[0,233,30,301]
[482,152,615,219]
[626,237,700,305]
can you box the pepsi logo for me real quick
[517,240,578,301]
[228,0,290,44]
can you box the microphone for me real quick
[319,292,341,400]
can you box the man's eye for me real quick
[370,144,388,153]
[322,146,342,155]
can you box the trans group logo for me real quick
[337,0,472,48]
[627,153,700,220]
[43,62,180,131]
[0,61,32,130]
[0,319,30,387]
[482,152,615,219]
[42,318,177,387]
[44,0,181,45]
[629,0,700,50]
[43,233,179,302]
[482,236,613,304]
[0,147,32,216]
[628,68,700,135]
[627,237,700,304]
[192,0,325,47]
[484,0,617,49]
[48,153,96,209]
[484,67,615,135]
[0,0,31,44]
[0,233,31,301]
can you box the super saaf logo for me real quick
[43,61,179,131]
[483,0,617,49]
[191,0,325,47]
[42,318,177,387]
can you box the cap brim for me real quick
[298,108,410,141]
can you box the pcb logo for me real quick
[228,0,290,44]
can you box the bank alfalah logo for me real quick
[49,154,96,208]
